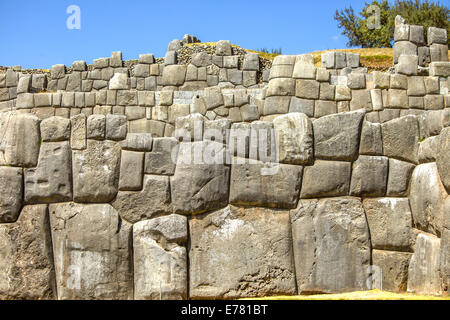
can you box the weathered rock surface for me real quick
[171,141,230,214]
[189,205,296,299]
[118,150,144,191]
[133,215,187,300]
[0,166,23,223]
[0,112,40,167]
[230,158,302,209]
[313,110,365,161]
[350,156,388,197]
[40,116,71,142]
[437,127,450,193]
[0,205,56,299]
[72,140,121,203]
[409,163,447,236]
[387,159,415,197]
[25,142,72,204]
[372,250,412,292]
[273,113,313,165]
[291,198,371,293]
[381,115,420,164]
[363,198,413,251]
[49,203,133,300]
[144,137,178,175]
[300,160,351,198]
[112,175,171,224]
[407,232,442,295]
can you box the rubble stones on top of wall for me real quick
[313,110,365,161]
[189,205,296,299]
[49,203,133,300]
[0,205,56,300]
[133,214,187,300]
[291,197,371,294]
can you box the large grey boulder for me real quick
[359,121,383,156]
[229,158,302,209]
[381,115,420,164]
[242,53,260,71]
[291,198,371,293]
[441,200,450,291]
[300,160,351,198]
[133,215,187,300]
[0,167,23,223]
[121,133,153,151]
[313,110,365,161]
[215,40,232,56]
[171,141,230,215]
[105,114,127,141]
[437,127,450,193]
[267,78,296,96]
[273,113,313,165]
[40,116,71,142]
[387,159,415,197]
[372,250,412,292]
[49,203,133,300]
[144,137,179,175]
[24,142,72,204]
[0,112,40,167]
[350,156,388,197]
[363,198,413,251]
[72,140,121,203]
[189,205,296,299]
[409,163,447,236]
[70,114,86,150]
[118,150,144,191]
[112,175,171,224]
[0,205,56,300]
[407,232,442,295]
[162,65,186,86]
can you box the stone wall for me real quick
[0,23,449,299]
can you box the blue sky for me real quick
[0,0,368,69]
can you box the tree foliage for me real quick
[334,0,450,48]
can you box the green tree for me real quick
[334,0,450,48]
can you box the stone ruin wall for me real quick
[0,20,449,299]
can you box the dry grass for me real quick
[241,289,450,300]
